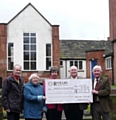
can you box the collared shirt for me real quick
[94,77,100,89]
[71,76,78,79]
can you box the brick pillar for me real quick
[113,41,116,84]
[109,0,116,41]
[52,25,60,77]
[0,24,7,81]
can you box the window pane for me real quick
[31,62,36,70]
[31,33,36,36]
[24,37,29,43]
[31,45,36,50]
[31,52,36,60]
[79,61,82,69]
[24,62,29,70]
[108,60,109,68]
[75,61,78,67]
[110,59,111,68]
[23,33,29,36]
[30,38,36,43]
[46,44,51,56]
[60,61,63,65]
[46,58,51,70]
[8,57,13,70]
[24,45,29,50]
[70,61,73,67]
[24,52,29,60]
[8,43,13,56]
[23,32,36,70]
[108,59,109,68]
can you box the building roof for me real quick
[8,3,52,26]
[60,40,113,59]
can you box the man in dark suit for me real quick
[91,65,114,120]
[64,66,88,120]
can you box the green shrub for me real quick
[110,95,116,120]
[101,74,108,78]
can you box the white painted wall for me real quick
[7,5,52,71]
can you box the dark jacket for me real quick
[91,76,114,113]
[2,74,24,113]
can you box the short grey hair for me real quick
[70,66,78,71]
[93,65,102,72]
[28,73,39,81]
[13,64,22,70]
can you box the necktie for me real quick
[94,79,99,101]
[95,79,99,91]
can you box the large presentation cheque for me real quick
[45,79,93,104]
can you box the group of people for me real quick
[1,64,114,120]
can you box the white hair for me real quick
[70,66,78,71]
[28,73,39,81]
[93,65,102,72]
[13,64,22,70]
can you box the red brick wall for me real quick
[0,24,7,81]
[109,0,116,41]
[106,0,116,84]
[52,25,60,78]
[105,70,112,83]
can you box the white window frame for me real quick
[23,32,37,71]
[105,57,112,70]
[7,43,14,71]
[69,60,83,70]
[46,43,52,70]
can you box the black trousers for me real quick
[25,118,42,120]
[46,109,62,120]
[64,104,83,120]
[7,112,20,120]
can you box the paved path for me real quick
[3,111,92,120]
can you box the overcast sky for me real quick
[0,0,109,40]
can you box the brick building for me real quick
[109,0,116,84]
[60,40,113,83]
[0,1,116,84]
[0,3,60,83]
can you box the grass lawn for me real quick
[111,84,116,88]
